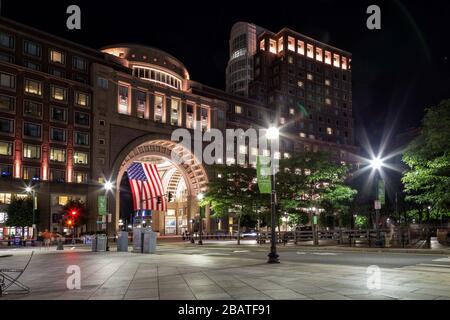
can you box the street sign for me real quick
[374,200,381,210]
[313,215,318,225]
[257,155,271,194]
[98,195,106,216]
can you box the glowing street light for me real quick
[197,193,204,201]
[103,180,113,191]
[266,126,280,140]
[370,157,384,170]
[25,186,32,193]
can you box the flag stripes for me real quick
[127,162,166,211]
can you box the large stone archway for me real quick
[110,135,209,234]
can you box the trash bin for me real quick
[117,231,128,252]
[132,227,157,253]
[92,234,107,252]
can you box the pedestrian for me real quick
[283,232,288,246]
[42,229,51,250]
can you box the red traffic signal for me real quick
[70,209,78,216]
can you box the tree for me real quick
[402,99,450,219]
[5,196,36,237]
[277,151,357,230]
[203,164,262,244]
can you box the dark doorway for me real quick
[119,172,134,227]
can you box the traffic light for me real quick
[67,219,73,226]
[167,192,173,202]
[71,209,78,216]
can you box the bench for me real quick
[0,251,34,296]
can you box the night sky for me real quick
[2,0,449,153]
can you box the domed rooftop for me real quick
[101,44,190,81]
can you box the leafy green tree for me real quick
[5,196,37,237]
[355,215,369,229]
[277,151,357,229]
[203,164,263,244]
[402,99,450,218]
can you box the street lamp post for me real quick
[266,126,280,264]
[370,156,384,245]
[25,186,36,242]
[103,180,113,251]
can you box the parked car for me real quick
[241,229,258,238]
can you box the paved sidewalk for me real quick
[1,249,449,300]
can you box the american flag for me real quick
[127,162,166,211]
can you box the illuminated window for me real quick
[307,73,313,81]
[280,117,286,125]
[297,40,305,55]
[297,80,304,88]
[51,86,67,102]
[58,196,69,206]
[75,92,90,107]
[325,98,332,105]
[0,95,15,112]
[24,100,42,118]
[284,152,291,159]
[333,53,340,68]
[186,104,194,129]
[23,143,41,160]
[325,51,332,65]
[154,94,165,122]
[132,66,181,90]
[269,39,277,54]
[50,49,65,64]
[118,84,130,114]
[25,79,42,96]
[315,47,323,61]
[170,98,181,126]
[327,127,333,135]
[277,37,284,53]
[50,147,66,163]
[0,141,12,156]
[287,36,295,51]
[289,108,295,115]
[341,56,348,70]
[307,44,314,58]
[74,151,88,165]
[325,79,331,86]
[136,91,147,119]
[288,56,294,64]
[74,171,88,184]
[235,105,242,114]
[0,193,11,204]
[259,39,265,51]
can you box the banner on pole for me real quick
[377,179,385,206]
[257,155,271,194]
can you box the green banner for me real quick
[377,179,385,206]
[98,195,107,216]
[257,155,272,194]
[199,206,205,219]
